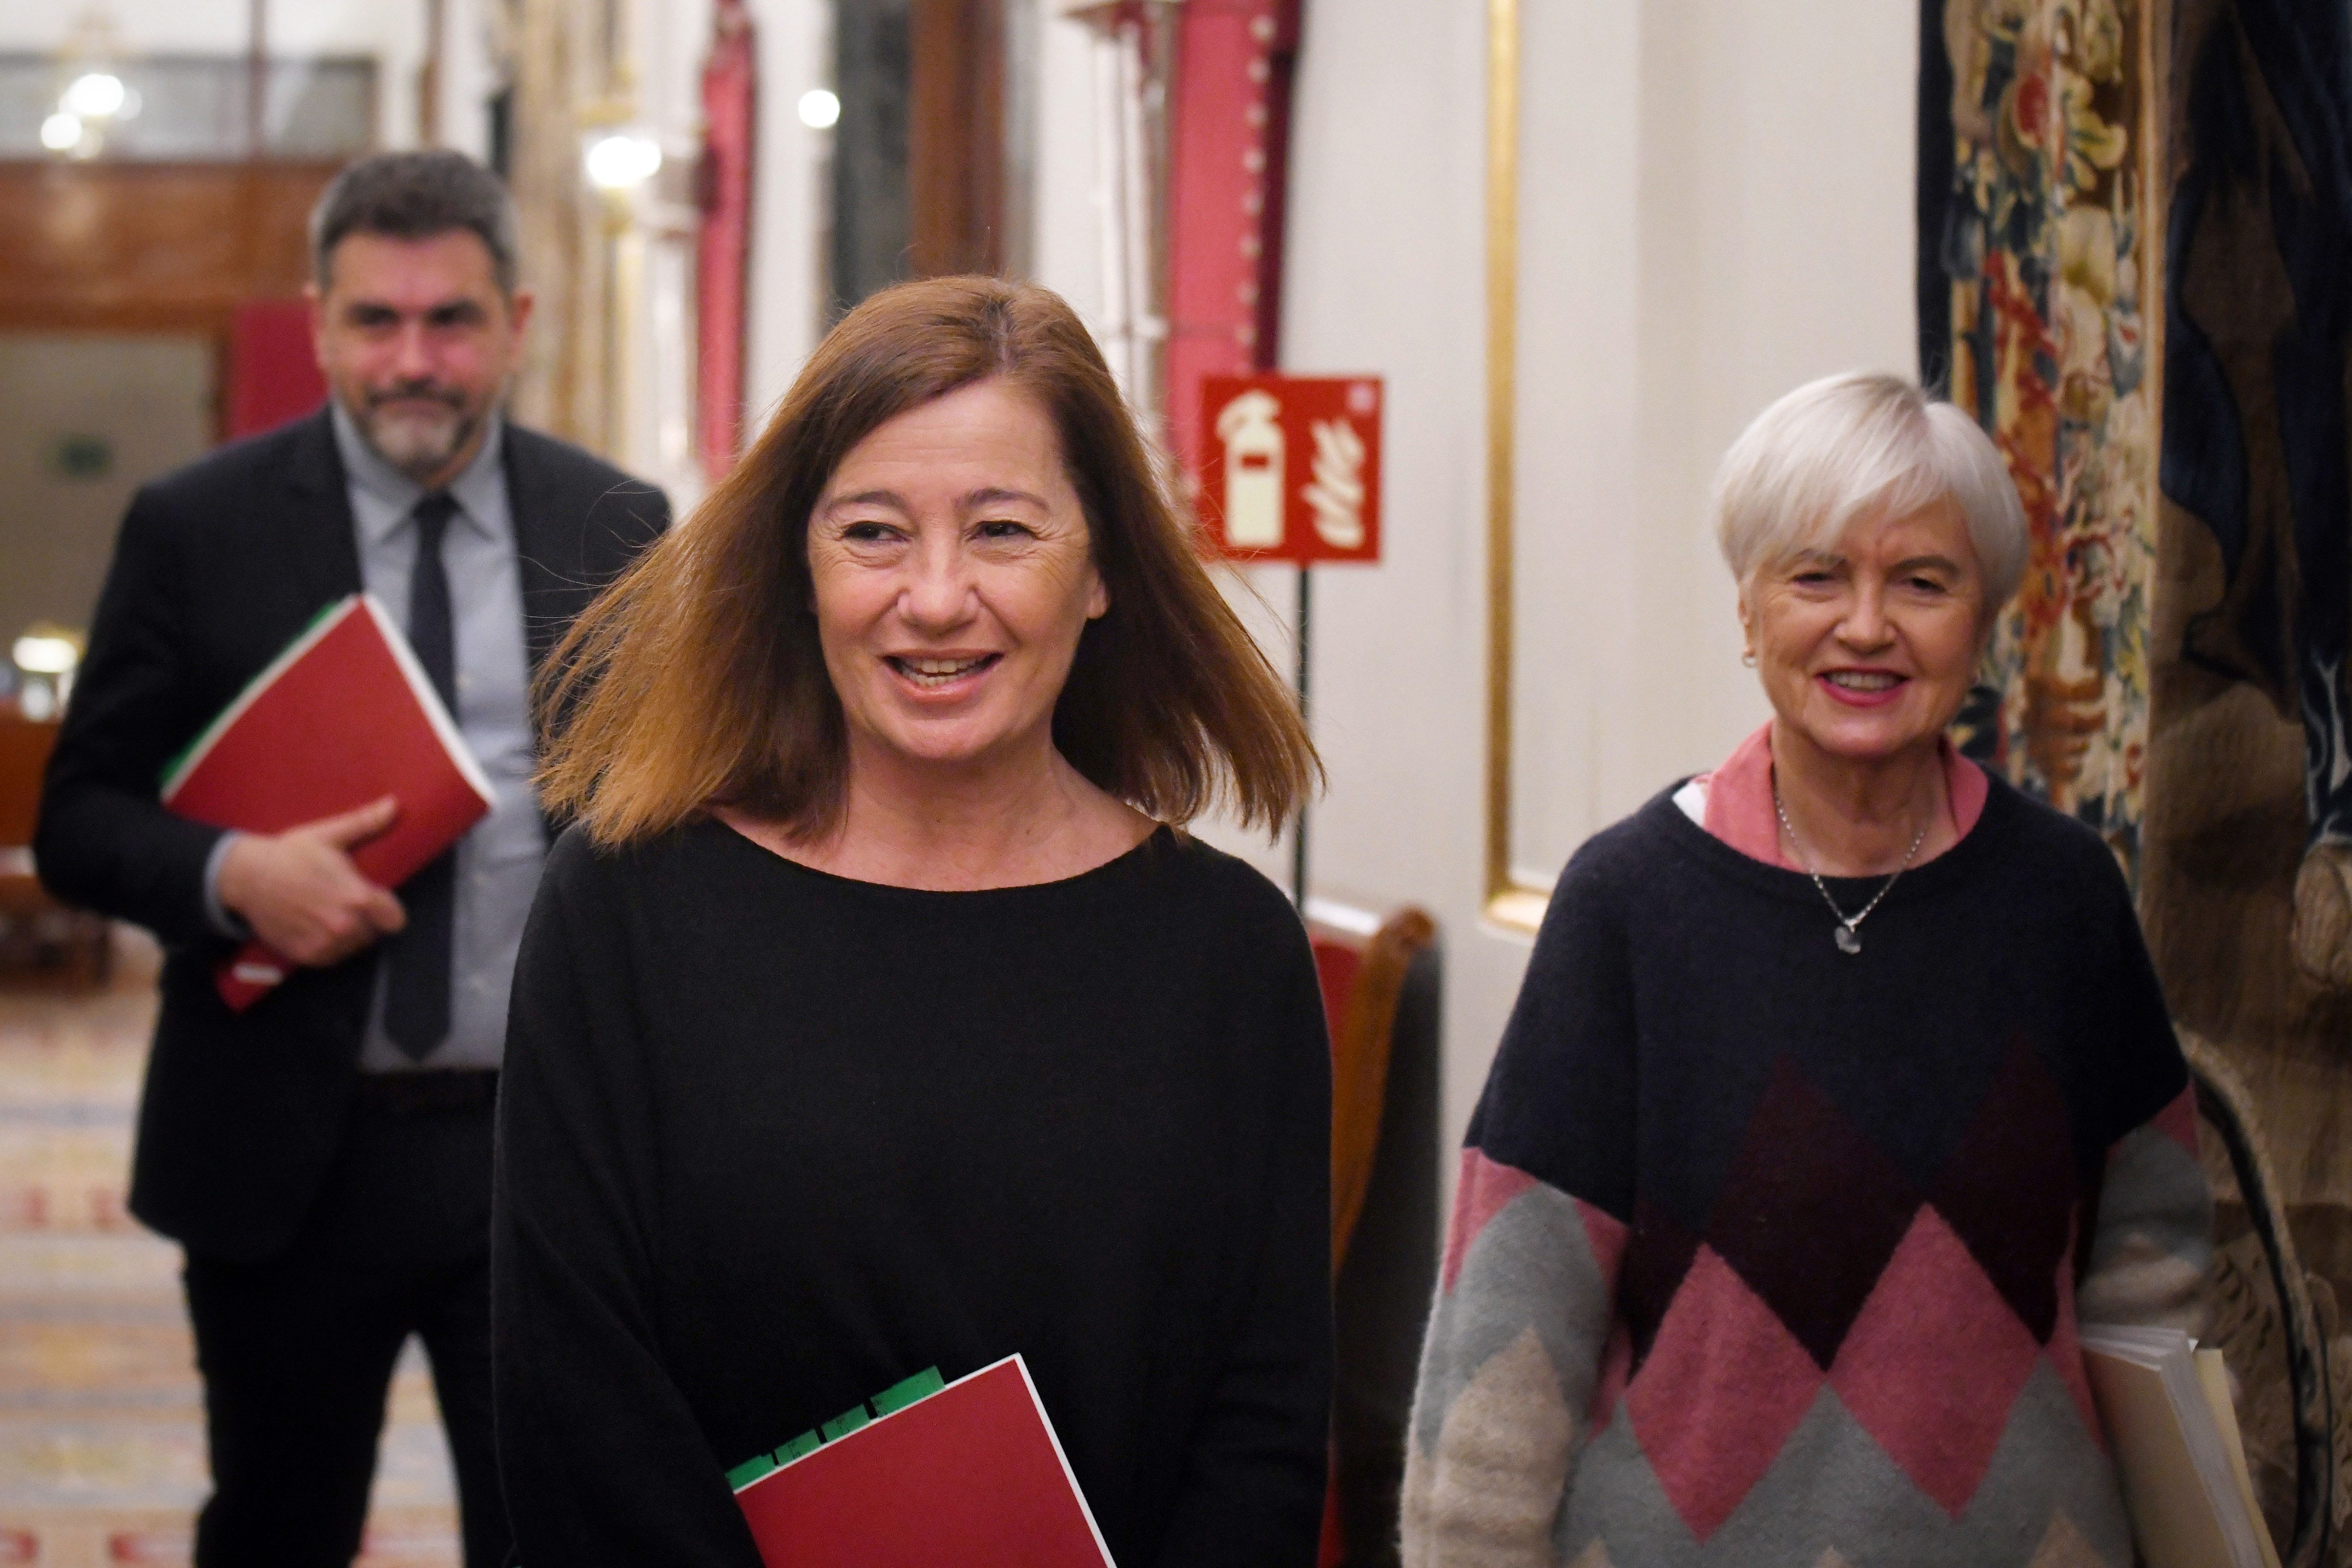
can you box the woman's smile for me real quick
[1816,667,1909,706]
[885,650,1004,694]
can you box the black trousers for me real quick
[181,1081,508,1568]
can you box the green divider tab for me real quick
[819,1405,871,1443]
[732,1369,941,1489]
[870,1366,946,1416]
[725,1452,780,1490]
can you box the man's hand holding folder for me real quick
[160,594,497,1010]
[215,795,408,967]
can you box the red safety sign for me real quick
[1195,375,1384,564]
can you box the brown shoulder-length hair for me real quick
[536,275,1321,847]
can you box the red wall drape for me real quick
[1164,0,1303,478]
[224,299,327,440]
[698,0,758,482]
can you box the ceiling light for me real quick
[797,88,841,130]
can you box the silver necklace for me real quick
[1770,776,1930,955]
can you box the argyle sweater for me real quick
[1403,778,2212,1568]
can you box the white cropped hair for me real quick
[1711,371,2028,614]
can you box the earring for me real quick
[1741,650,1758,667]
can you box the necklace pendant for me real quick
[1834,925,1862,955]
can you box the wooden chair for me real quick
[0,704,109,987]
[1309,900,1439,1568]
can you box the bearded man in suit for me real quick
[36,149,669,1568]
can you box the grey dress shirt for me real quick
[202,405,546,1072]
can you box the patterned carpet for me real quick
[0,931,460,1567]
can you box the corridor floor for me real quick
[0,931,460,1567]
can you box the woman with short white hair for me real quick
[1401,372,2211,1567]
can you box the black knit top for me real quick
[1475,775,2190,1220]
[491,820,1333,1568]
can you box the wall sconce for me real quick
[584,131,663,194]
[12,624,85,721]
[43,68,141,159]
[45,8,140,160]
[797,88,840,130]
[64,71,130,119]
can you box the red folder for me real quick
[731,1356,1115,1568]
[159,594,495,1012]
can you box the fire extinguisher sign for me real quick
[1196,375,1383,565]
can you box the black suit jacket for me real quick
[35,409,668,1261]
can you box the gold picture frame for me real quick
[1483,0,1549,933]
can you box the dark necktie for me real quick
[384,493,459,1061]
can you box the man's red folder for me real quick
[731,1355,1115,1568]
[159,594,495,1012]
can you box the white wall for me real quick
[1509,0,1922,883]
[1030,0,1109,335]
[1005,0,1923,1174]
[1272,0,1919,1165]
[740,0,831,435]
[433,0,494,160]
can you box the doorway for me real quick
[0,333,215,650]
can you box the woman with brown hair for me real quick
[490,277,1332,1566]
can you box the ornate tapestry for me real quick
[2140,12,2352,1553]
[1924,0,2159,871]
[2150,0,2352,998]
[1926,1,2352,1553]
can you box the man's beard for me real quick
[354,383,483,484]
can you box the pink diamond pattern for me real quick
[1587,1322,1634,1437]
[2042,1232,2106,1452]
[1624,1245,1825,1541]
[2151,1084,2200,1155]
[1441,1148,1536,1293]
[1579,1198,1630,1284]
[1829,1206,2043,1515]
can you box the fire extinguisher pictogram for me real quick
[1214,388,1286,549]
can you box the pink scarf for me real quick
[1695,722,1988,870]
